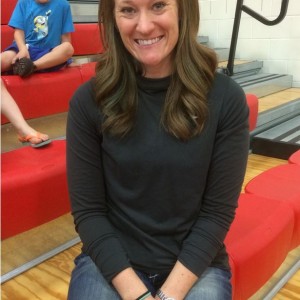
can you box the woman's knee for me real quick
[68,253,121,300]
[185,268,232,300]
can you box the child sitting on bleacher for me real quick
[1,0,75,77]
[1,0,75,147]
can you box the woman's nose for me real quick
[136,11,155,34]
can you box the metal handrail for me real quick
[224,0,289,76]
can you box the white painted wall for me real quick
[199,0,300,87]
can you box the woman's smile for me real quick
[135,36,163,46]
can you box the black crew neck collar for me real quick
[137,75,171,93]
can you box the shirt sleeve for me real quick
[178,75,250,277]
[62,0,75,34]
[66,81,131,282]
[8,0,25,30]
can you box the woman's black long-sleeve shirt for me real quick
[66,72,249,282]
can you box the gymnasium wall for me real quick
[199,0,300,87]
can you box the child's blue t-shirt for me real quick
[9,0,74,49]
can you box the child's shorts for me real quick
[4,41,72,72]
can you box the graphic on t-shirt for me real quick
[33,10,51,40]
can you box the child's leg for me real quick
[1,50,17,72]
[1,79,49,144]
[33,42,74,71]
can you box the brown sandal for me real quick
[12,58,36,77]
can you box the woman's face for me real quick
[114,0,179,78]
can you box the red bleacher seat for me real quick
[245,94,258,131]
[1,63,96,124]
[72,23,103,55]
[245,164,300,250]
[1,0,17,51]
[1,23,104,56]
[289,150,300,165]
[1,67,83,124]
[1,140,69,240]
[1,25,14,51]
[1,0,17,25]
[225,193,294,300]
[79,61,96,82]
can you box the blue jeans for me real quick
[67,253,232,300]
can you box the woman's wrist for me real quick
[136,290,152,300]
[112,267,153,300]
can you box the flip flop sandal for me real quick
[18,132,52,148]
[12,58,36,77]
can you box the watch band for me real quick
[156,289,175,300]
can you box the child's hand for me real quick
[12,48,30,64]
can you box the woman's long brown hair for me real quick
[95,0,218,140]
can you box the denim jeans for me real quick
[67,253,232,300]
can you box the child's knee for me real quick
[1,51,16,71]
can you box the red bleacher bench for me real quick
[1,0,16,51]
[1,63,96,124]
[1,25,14,51]
[225,193,294,300]
[245,163,300,250]
[1,23,103,56]
[1,140,69,240]
[2,67,83,123]
[245,94,258,131]
[289,149,300,165]
[72,23,103,55]
[1,0,17,25]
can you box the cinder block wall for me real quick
[199,0,300,87]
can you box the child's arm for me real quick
[61,33,72,44]
[13,29,30,63]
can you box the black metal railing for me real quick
[223,0,289,76]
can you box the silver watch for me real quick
[156,289,175,300]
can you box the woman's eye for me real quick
[153,2,166,11]
[120,7,135,15]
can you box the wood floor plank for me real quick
[2,214,76,275]
[274,270,300,300]
[258,88,300,113]
[1,244,81,300]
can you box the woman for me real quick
[67,0,250,299]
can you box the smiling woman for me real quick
[66,0,250,299]
[114,0,179,78]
